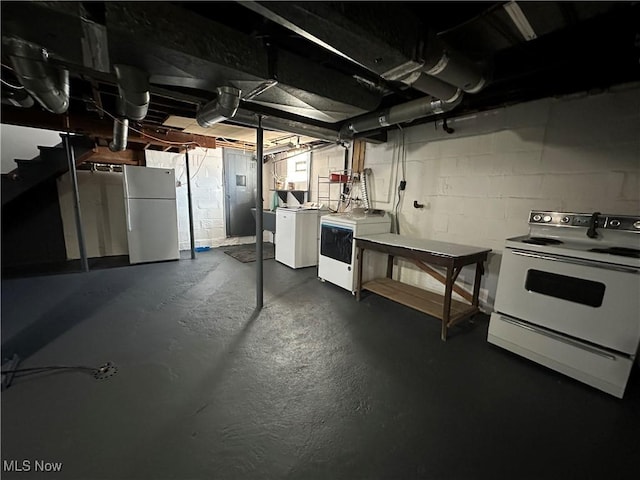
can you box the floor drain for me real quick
[93,362,118,381]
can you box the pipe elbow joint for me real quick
[114,64,150,121]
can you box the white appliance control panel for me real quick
[529,211,640,232]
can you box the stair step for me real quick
[3,135,95,207]
[37,145,64,153]
[38,148,68,163]
[15,158,46,167]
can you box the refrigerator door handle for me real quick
[125,198,132,232]
[123,166,131,198]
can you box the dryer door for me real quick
[320,223,353,264]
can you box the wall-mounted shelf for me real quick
[272,189,307,204]
[317,169,353,212]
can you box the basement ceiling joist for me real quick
[0,108,217,152]
[163,116,320,148]
[1,1,638,143]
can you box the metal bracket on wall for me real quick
[276,190,306,204]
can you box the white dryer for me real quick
[318,212,391,292]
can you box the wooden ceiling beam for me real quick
[1,106,217,150]
[82,147,145,166]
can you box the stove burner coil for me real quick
[521,237,564,246]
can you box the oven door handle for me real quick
[499,316,618,361]
[510,249,639,274]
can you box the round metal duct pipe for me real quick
[109,118,129,152]
[113,65,150,121]
[407,73,462,103]
[340,94,463,137]
[5,38,70,114]
[196,86,241,127]
[421,35,487,94]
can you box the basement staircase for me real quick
[1,135,95,207]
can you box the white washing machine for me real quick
[318,212,391,292]
[275,207,326,269]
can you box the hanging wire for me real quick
[393,126,407,233]
[2,365,97,378]
[1,78,24,89]
[88,98,214,184]
[175,147,209,185]
[189,148,208,179]
[89,100,203,148]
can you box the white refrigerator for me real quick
[123,165,180,264]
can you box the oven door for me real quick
[495,248,640,354]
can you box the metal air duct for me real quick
[108,65,149,151]
[4,38,69,114]
[341,94,463,137]
[399,72,462,104]
[196,86,241,127]
[109,118,129,152]
[421,33,487,94]
[242,2,488,100]
[113,64,150,121]
[361,168,372,210]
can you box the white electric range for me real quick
[488,210,640,398]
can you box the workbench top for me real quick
[355,233,491,258]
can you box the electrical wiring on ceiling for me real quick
[88,99,204,148]
[85,99,213,185]
[1,77,25,89]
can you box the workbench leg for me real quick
[442,267,454,341]
[472,261,483,308]
[356,246,364,301]
[386,255,394,279]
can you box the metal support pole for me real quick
[185,147,196,259]
[62,134,89,272]
[256,115,264,310]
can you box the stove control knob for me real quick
[532,214,542,222]
[609,219,621,228]
[634,221,640,230]
[543,215,552,223]
[561,216,570,224]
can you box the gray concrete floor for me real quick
[2,248,639,479]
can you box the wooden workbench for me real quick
[355,233,491,341]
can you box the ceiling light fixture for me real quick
[263,142,296,156]
[503,1,537,41]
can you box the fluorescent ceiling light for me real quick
[263,142,295,156]
[504,1,537,41]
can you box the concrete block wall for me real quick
[309,145,349,209]
[263,145,346,210]
[146,148,236,250]
[365,82,640,309]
